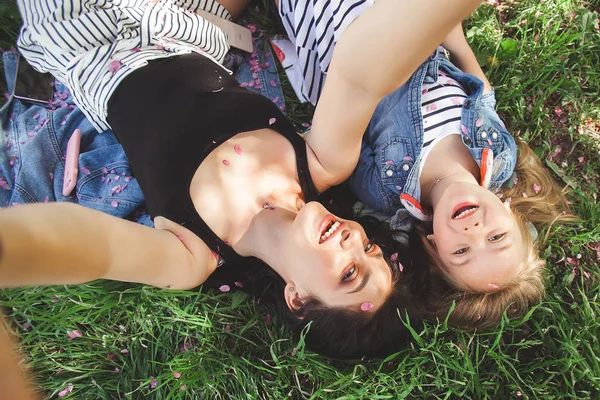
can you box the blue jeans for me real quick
[0,35,285,225]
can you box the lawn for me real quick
[1,0,599,398]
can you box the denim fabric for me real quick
[348,47,518,230]
[1,40,286,224]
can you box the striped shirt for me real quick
[279,0,375,105]
[418,71,467,175]
[17,0,231,132]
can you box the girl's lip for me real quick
[451,202,479,220]
[318,215,345,244]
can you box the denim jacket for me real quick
[348,47,518,231]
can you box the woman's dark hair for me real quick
[207,214,426,360]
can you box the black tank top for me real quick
[107,53,319,264]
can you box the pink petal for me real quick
[426,104,437,112]
[27,131,35,137]
[131,47,141,53]
[270,79,277,87]
[114,175,120,181]
[101,167,109,174]
[396,186,402,191]
[522,192,528,198]
[173,371,182,378]
[108,60,123,74]
[513,176,519,185]
[461,125,469,135]
[58,385,74,398]
[234,145,243,155]
[268,117,276,125]
[180,385,187,391]
[487,138,493,146]
[23,322,31,329]
[385,160,394,165]
[533,183,541,194]
[33,113,39,119]
[222,159,230,166]
[360,302,373,311]
[0,178,10,190]
[390,252,398,262]
[224,324,231,331]
[219,284,230,292]
[422,88,428,95]
[111,200,119,207]
[475,118,484,127]
[578,156,584,163]
[120,349,129,354]
[398,262,404,272]
[234,281,244,288]
[67,330,82,339]
[81,167,90,175]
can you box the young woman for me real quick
[0,0,483,358]
[279,3,575,328]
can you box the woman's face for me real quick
[431,182,524,291]
[252,201,393,312]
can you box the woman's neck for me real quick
[420,135,480,208]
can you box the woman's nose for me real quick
[340,228,361,250]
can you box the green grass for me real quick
[1,0,600,398]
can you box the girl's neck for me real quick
[420,135,480,208]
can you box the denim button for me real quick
[464,100,472,109]
[402,164,410,171]
[386,169,393,177]
[464,136,472,145]
[481,131,488,138]
[492,132,498,139]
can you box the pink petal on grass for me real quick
[268,117,276,125]
[234,145,243,155]
[533,183,541,194]
[120,349,129,354]
[173,371,182,378]
[58,384,73,397]
[219,285,230,292]
[234,281,244,288]
[67,330,82,340]
[81,167,90,175]
[111,200,119,207]
[222,159,230,166]
[0,178,10,190]
[360,302,373,311]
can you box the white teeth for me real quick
[453,207,478,219]
[320,221,341,242]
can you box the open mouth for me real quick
[452,203,479,220]
[319,217,343,243]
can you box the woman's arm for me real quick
[0,203,217,290]
[442,23,493,92]
[0,316,39,400]
[304,0,484,187]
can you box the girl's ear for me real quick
[284,282,305,312]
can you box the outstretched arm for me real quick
[0,203,217,290]
[305,0,484,187]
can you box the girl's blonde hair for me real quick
[419,140,577,329]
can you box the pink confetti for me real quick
[108,59,122,74]
[67,330,82,340]
[180,385,187,391]
[578,156,584,163]
[0,178,10,190]
[172,371,182,379]
[219,285,230,292]
[360,302,373,311]
[81,167,90,175]
[488,283,500,289]
[111,200,119,207]
[269,117,276,125]
[235,281,244,288]
[390,252,398,262]
[385,160,394,165]
[475,118,484,127]
[533,183,541,194]
[222,159,230,166]
[58,384,74,398]
[234,145,243,155]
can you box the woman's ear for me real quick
[284,282,305,312]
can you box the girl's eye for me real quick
[488,233,506,242]
[364,240,375,253]
[454,247,469,255]
[342,265,357,282]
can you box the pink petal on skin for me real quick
[67,330,82,340]
[461,125,469,135]
[578,156,584,163]
[219,285,230,292]
[222,159,230,166]
[240,82,248,88]
[235,281,244,288]
[110,200,119,207]
[108,60,122,74]
[533,183,541,194]
[33,113,39,119]
[172,371,182,378]
[81,167,90,175]
[360,302,373,311]
[114,175,120,181]
[58,384,73,398]
[150,378,157,389]
[426,104,437,112]
[27,131,35,137]
[488,283,500,289]
[23,322,31,329]
[0,178,10,190]
[268,117,276,125]
[396,186,402,191]
[390,252,399,262]
[475,118,484,127]
[234,145,243,155]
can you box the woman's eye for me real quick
[488,233,506,242]
[364,240,375,253]
[342,265,357,282]
[454,247,469,255]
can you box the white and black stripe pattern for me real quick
[16,0,231,132]
[279,0,375,105]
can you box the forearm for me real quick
[444,26,493,92]
[330,0,484,100]
[0,316,39,400]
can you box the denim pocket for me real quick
[379,137,414,184]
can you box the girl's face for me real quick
[430,182,525,291]
[252,201,393,312]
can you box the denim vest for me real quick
[348,47,517,231]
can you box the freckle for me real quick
[222,160,230,166]
[234,145,243,155]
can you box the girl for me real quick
[279,4,574,328]
[0,0,483,358]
